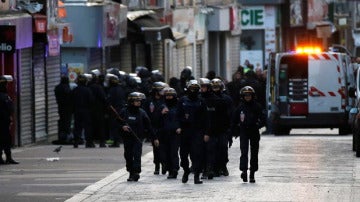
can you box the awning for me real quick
[173,31,189,48]
[127,11,175,43]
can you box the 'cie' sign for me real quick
[0,25,16,54]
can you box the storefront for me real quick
[61,0,124,78]
[0,12,33,146]
[119,10,175,74]
[240,5,276,70]
[207,4,241,81]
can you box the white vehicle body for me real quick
[267,50,355,135]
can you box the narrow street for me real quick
[2,129,360,201]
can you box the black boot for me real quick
[249,171,255,183]
[154,164,160,175]
[85,142,95,148]
[133,172,140,182]
[241,171,248,182]
[182,169,190,183]
[99,141,107,148]
[127,173,134,182]
[167,170,178,179]
[221,166,229,176]
[5,152,19,164]
[161,164,167,175]
[194,173,203,184]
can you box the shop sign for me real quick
[241,7,264,28]
[0,25,16,54]
[47,29,60,56]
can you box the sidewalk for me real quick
[66,134,360,202]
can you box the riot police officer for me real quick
[72,74,95,148]
[158,87,181,179]
[231,86,266,183]
[177,80,208,184]
[210,78,233,177]
[198,77,216,179]
[107,74,126,147]
[119,92,159,182]
[0,75,18,164]
[54,76,73,144]
[143,81,168,175]
[88,70,108,147]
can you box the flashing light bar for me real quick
[295,46,322,54]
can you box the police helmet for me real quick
[128,92,145,103]
[107,73,119,86]
[211,78,224,91]
[153,81,168,92]
[91,69,101,77]
[240,86,255,97]
[186,80,200,92]
[163,87,177,97]
[199,78,211,86]
[76,74,88,85]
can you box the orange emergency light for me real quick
[295,46,321,54]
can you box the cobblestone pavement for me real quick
[66,133,360,202]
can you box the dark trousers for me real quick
[109,118,121,143]
[58,110,72,141]
[160,131,180,172]
[152,139,161,167]
[73,111,92,143]
[239,131,260,172]
[205,134,229,172]
[92,112,106,143]
[0,124,12,157]
[123,137,143,173]
[180,129,204,173]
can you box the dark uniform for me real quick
[89,74,108,147]
[107,74,126,147]
[0,75,18,164]
[231,86,266,183]
[158,87,180,179]
[72,74,95,148]
[119,92,159,182]
[177,80,208,184]
[54,76,73,144]
[210,79,233,177]
[198,78,216,179]
[143,82,167,175]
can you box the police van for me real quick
[267,46,356,135]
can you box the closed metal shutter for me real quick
[153,41,164,73]
[196,43,203,78]
[135,43,146,69]
[185,44,193,74]
[230,36,240,74]
[46,54,61,139]
[120,41,132,73]
[33,43,47,141]
[176,46,186,77]
[89,48,102,71]
[19,48,33,145]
